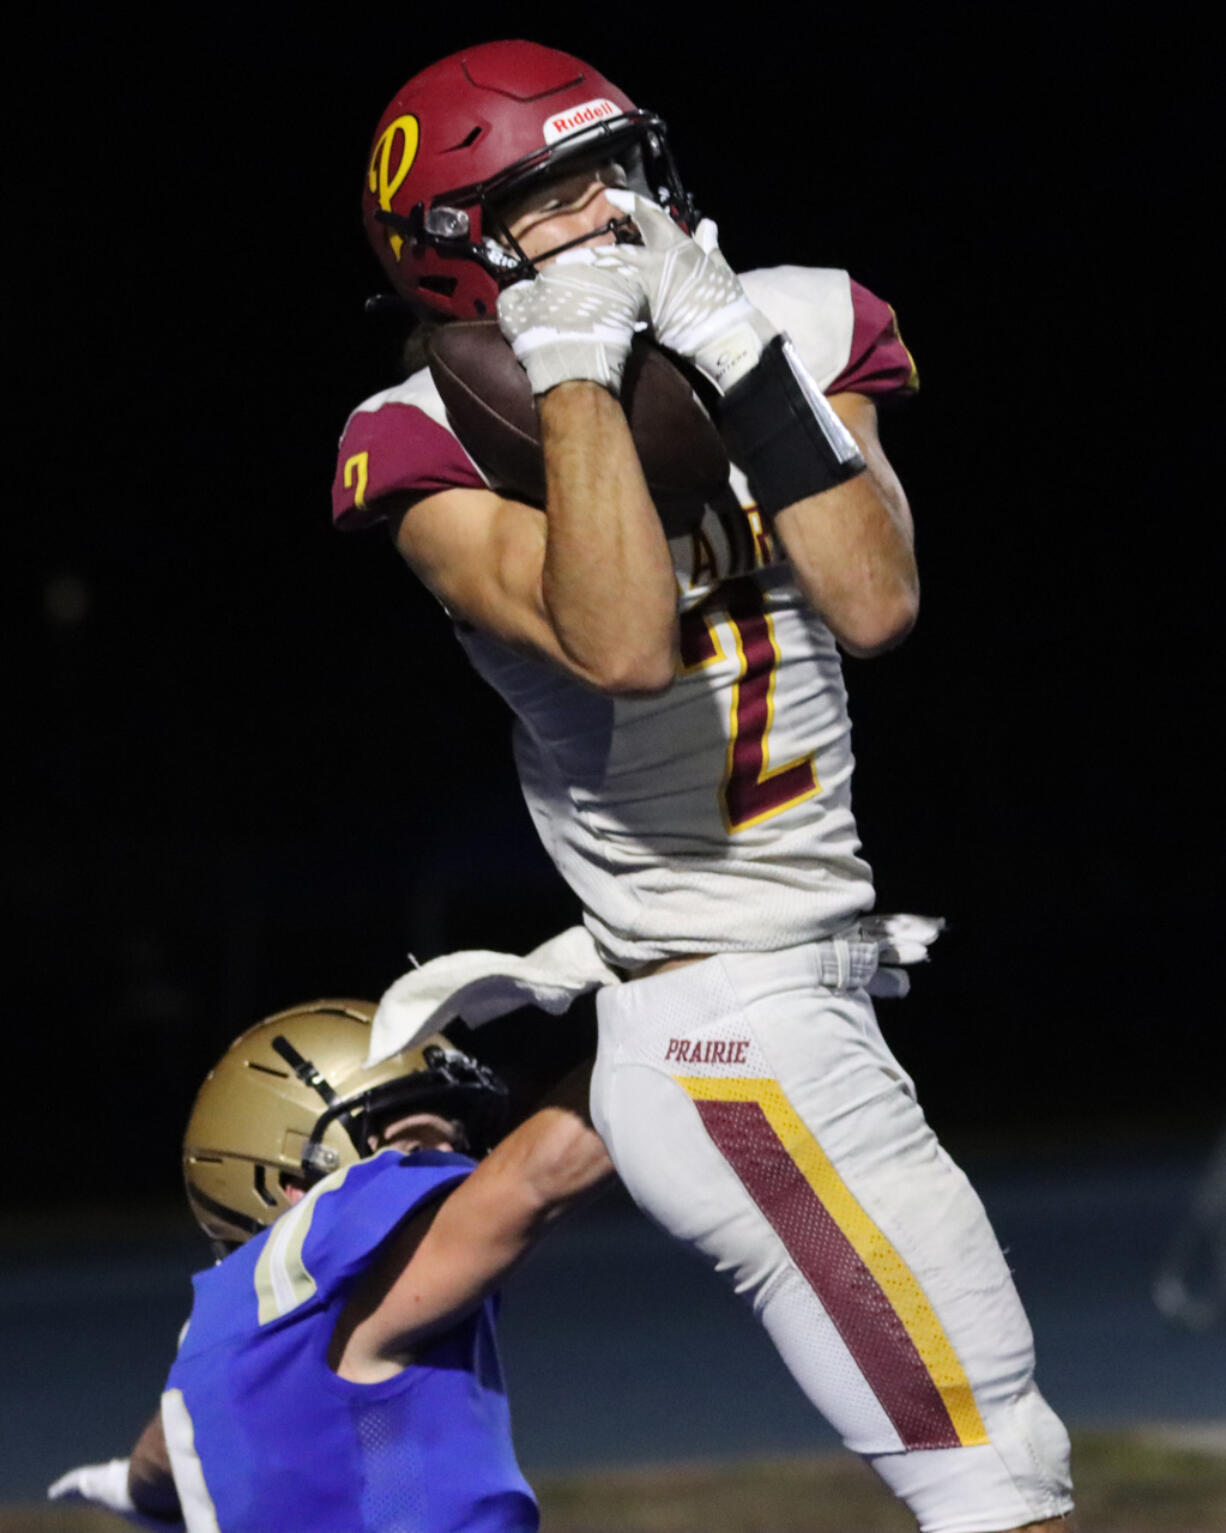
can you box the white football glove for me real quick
[595,189,865,516]
[598,190,779,393]
[496,249,647,397]
[48,1457,184,1530]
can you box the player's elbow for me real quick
[512,1109,616,1224]
[832,587,919,658]
[581,633,679,695]
[595,659,677,697]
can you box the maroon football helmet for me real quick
[362,40,698,320]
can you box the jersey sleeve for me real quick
[300,1150,475,1295]
[738,267,918,403]
[332,399,487,531]
[825,279,919,400]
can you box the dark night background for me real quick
[6,7,1219,1218]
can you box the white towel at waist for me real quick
[367,916,944,1065]
[368,926,619,1065]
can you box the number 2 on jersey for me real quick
[679,577,820,832]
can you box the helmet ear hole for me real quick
[252,1164,279,1209]
[278,1170,311,1202]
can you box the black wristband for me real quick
[718,334,866,517]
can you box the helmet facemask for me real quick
[298,1043,507,1173]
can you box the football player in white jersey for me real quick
[334,41,1075,1533]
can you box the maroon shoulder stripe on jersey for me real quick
[332,401,485,529]
[694,1096,963,1450]
[827,280,918,399]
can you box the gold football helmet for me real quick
[182,999,507,1249]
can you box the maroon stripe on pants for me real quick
[695,1097,961,1450]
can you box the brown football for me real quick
[427,321,728,537]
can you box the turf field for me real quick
[9,1428,1226,1531]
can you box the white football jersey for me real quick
[460,521,872,964]
[333,266,919,966]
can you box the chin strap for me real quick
[528,214,641,264]
[270,1035,366,1164]
[375,203,642,293]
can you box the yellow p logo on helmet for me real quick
[367,115,420,259]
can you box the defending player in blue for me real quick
[48,999,611,1532]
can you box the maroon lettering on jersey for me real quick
[666,1037,752,1065]
[679,609,720,671]
[332,402,485,530]
[826,281,919,399]
[720,578,818,829]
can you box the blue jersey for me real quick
[162,1149,538,1533]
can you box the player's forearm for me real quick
[774,477,917,655]
[505,1101,616,1220]
[440,1105,613,1284]
[128,1410,182,1521]
[371,1106,613,1359]
[538,382,679,692]
[773,396,918,657]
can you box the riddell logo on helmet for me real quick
[542,98,621,145]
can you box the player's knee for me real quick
[868,1382,1072,1533]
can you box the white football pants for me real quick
[591,944,1073,1533]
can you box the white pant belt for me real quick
[814,937,882,991]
